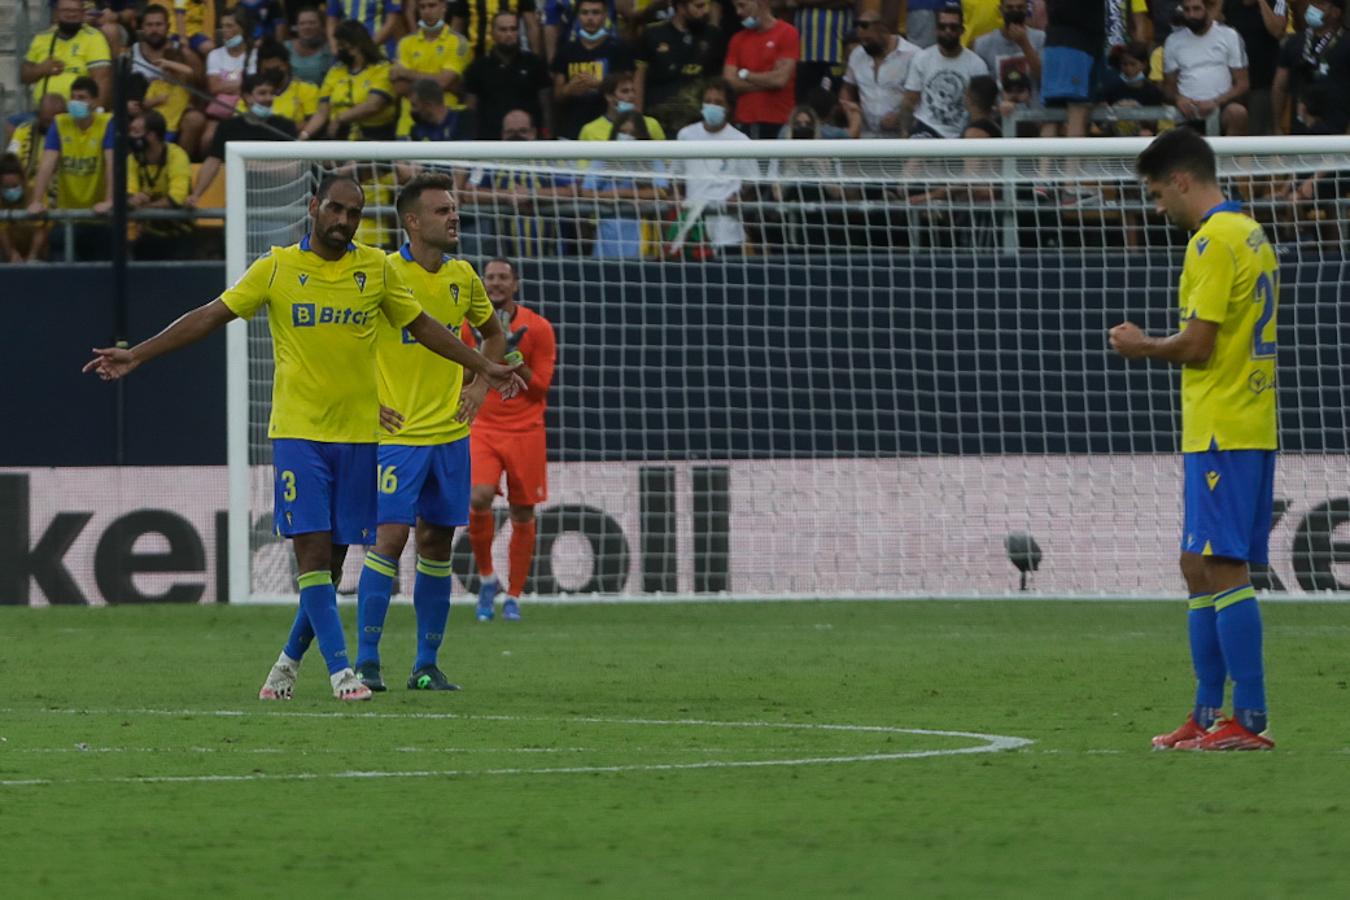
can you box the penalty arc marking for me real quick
[0,708,1034,787]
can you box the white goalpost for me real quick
[225,136,1350,605]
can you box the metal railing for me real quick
[1003,104,1221,137]
[0,207,225,261]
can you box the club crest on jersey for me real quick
[298,273,308,286]
[353,271,367,292]
[450,284,460,302]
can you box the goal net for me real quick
[225,137,1350,604]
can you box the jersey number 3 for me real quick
[1252,272,1277,360]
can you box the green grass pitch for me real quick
[2,600,1348,898]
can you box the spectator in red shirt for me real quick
[722,0,799,138]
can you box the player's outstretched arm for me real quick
[405,312,526,399]
[83,298,238,381]
[455,312,510,425]
[1109,319,1218,365]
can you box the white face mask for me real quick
[616,132,636,141]
[420,17,443,29]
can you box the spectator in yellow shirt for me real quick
[27,77,115,260]
[128,110,193,259]
[5,94,67,185]
[578,72,667,140]
[0,153,50,263]
[305,20,398,139]
[22,0,113,107]
[394,0,471,106]
[131,5,208,157]
[174,0,217,55]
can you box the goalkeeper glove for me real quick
[503,323,529,367]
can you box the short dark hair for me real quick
[1120,41,1150,65]
[938,1,963,22]
[966,75,998,113]
[335,18,384,63]
[256,38,290,67]
[315,174,364,202]
[0,152,24,179]
[70,75,99,98]
[702,77,732,107]
[609,109,650,140]
[576,0,607,12]
[141,3,170,22]
[138,109,168,140]
[396,171,455,219]
[412,78,444,104]
[1135,127,1217,184]
[600,71,633,97]
[242,73,271,96]
[484,256,517,277]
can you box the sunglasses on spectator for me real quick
[937,23,962,31]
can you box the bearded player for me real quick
[1110,127,1277,751]
[354,173,509,692]
[465,257,557,622]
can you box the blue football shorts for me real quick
[272,439,378,545]
[1042,45,1099,104]
[1182,445,1277,565]
[376,437,471,528]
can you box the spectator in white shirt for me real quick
[841,12,920,137]
[898,3,991,138]
[1163,0,1250,133]
[673,79,757,252]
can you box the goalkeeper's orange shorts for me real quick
[471,427,548,507]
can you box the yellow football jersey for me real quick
[236,79,319,128]
[1179,204,1279,452]
[396,27,470,109]
[221,238,423,443]
[49,111,113,209]
[24,25,111,102]
[319,61,397,137]
[377,247,494,445]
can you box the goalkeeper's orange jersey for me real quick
[462,303,556,433]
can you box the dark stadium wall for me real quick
[3,257,1347,467]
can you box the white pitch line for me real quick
[0,707,1034,787]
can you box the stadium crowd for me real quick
[2,0,1348,261]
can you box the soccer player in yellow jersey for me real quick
[353,173,507,692]
[84,176,524,702]
[1110,128,1278,751]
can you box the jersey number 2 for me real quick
[1252,272,1277,359]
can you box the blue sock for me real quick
[1215,585,1267,733]
[1187,593,1225,727]
[282,604,315,661]
[298,570,350,675]
[413,556,453,671]
[356,551,397,667]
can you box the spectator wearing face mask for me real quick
[305,19,398,140]
[0,153,49,263]
[551,0,635,139]
[1101,40,1166,134]
[579,72,667,141]
[27,76,114,260]
[635,0,725,135]
[898,3,991,138]
[581,110,671,258]
[1163,0,1250,134]
[1221,1,1288,135]
[671,80,758,254]
[972,0,1045,103]
[1272,0,1350,134]
[187,74,297,209]
[766,104,848,250]
[842,12,921,137]
[22,0,113,108]
[723,0,800,138]
[126,110,192,260]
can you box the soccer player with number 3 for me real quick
[465,257,557,622]
[83,175,524,702]
[353,173,509,693]
[1110,128,1278,750]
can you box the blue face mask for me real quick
[67,99,90,119]
[579,27,607,41]
[741,15,759,29]
[250,102,272,118]
[1124,71,1145,84]
[1305,6,1325,29]
[225,34,244,49]
[420,18,443,30]
[701,103,726,127]
[615,100,635,114]
[2,186,23,203]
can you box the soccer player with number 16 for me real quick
[1110,128,1278,751]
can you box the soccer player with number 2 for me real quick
[84,175,524,702]
[1110,128,1278,750]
